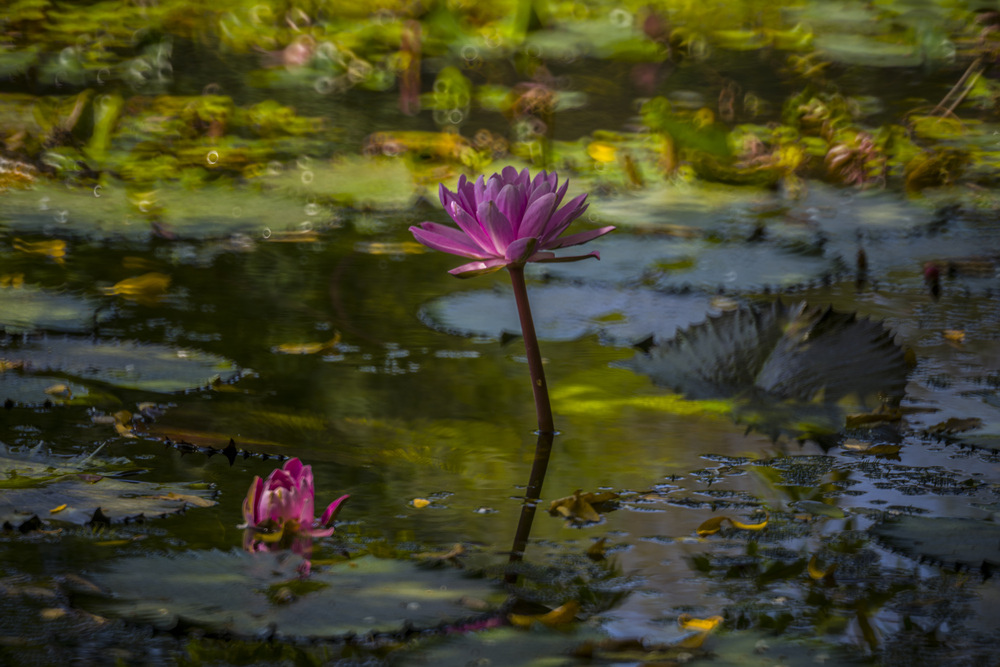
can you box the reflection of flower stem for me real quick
[506,430,554,583]
[507,264,554,434]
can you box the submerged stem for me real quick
[507,264,555,434]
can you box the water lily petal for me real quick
[504,237,538,264]
[410,223,493,259]
[449,258,509,277]
[540,194,588,243]
[546,225,616,249]
[243,476,264,525]
[319,494,350,526]
[478,200,515,253]
[448,204,494,252]
[495,184,526,231]
[519,193,558,240]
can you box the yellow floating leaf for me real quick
[43,384,72,399]
[863,444,901,457]
[808,554,838,581]
[412,498,431,509]
[509,600,580,628]
[586,537,607,561]
[102,272,171,304]
[548,490,618,526]
[729,513,768,531]
[0,273,25,288]
[587,141,617,164]
[13,238,66,263]
[677,614,723,632]
[943,329,965,343]
[272,333,341,355]
[697,513,768,536]
[696,515,728,537]
[49,504,68,514]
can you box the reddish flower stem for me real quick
[505,430,553,584]
[506,265,555,434]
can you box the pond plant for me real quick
[410,167,614,434]
[411,167,614,576]
[240,457,349,571]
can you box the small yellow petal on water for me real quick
[696,515,728,537]
[943,329,965,343]
[412,498,431,509]
[587,141,617,163]
[729,513,768,531]
[677,613,723,632]
[808,554,838,581]
[49,504,67,514]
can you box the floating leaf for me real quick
[80,551,503,638]
[13,237,66,263]
[548,490,619,526]
[420,284,714,346]
[509,601,580,628]
[0,449,216,530]
[870,515,1000,575]
[412,498,431,509]
[1,335,239,393]
[272,334,341,355]
[102,272,171,304]
[0,285,110,334]
[625,301,908,442]
[677,613,723,632]
[807,554,837,582]
[696,513,768,536]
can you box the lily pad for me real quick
[80,550,503,639]
[870,515,1000,575]
[0,286,110,334]
[0,449,216,529]
[0,182,340,242]
[625,301,908,439]
[419,284,715,345]
[1,336,239,394]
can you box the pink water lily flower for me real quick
[241,458,348,554]
[410,167,615,277]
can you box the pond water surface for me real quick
[2,2,1000,665]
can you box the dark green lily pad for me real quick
[1,336,239,394]
[0,286,109,334]
[624,301,908,440]
[81,550,503,639]
[0,450,216,529]
[419,285,714,345]
[870,515,1000,575]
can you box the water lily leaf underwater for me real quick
[0,285,110,334]
[0,449,215,530]
[79,550,504,639]
[870,515,1000,576]
[0,336,239,395]
[624,301,909,441]
[419,284,715,345]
